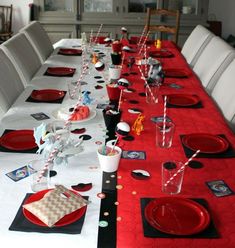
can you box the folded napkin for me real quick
[23,185,89,227]
[180,134,235,158]
[141,198,219,238]
[9,193,88,234]
[26,90,66,104]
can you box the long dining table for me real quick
[0,38,235,248]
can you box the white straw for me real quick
[164,150,201,187]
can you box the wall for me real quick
[1,0,32,34]
[208,0,235,38]
[2,0,235,39]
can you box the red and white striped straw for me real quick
[137,25,147,47]
[70,62,88,99]
[36,147,59,183]
[88,29,93,48]
[121,52,126,69]
[138,31,150,55]
[144,45,148,77]
[94,24,103,44]
[162,96,167,147]
[138,66,158,103]
[164,150,201,187]
[117,89,123,112]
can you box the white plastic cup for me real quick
[156,121,175,148]
[162,161,184,194]
[97,146,122,172]
[182,6,192,14]
[109,65,122,80]
[29,159,50,192]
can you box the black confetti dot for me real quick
[97,80,105,83]
[50,170,57,177]
[79,134,92,140]
[125,88,136,92]
[94,76,102,79]
[122,73,129,76]
[95,85,103,89]
[188,160,204,169]
[139,92,146,97]
[71,183,92,192]
[129,100,139,104]
[123,135,134,141]
[131,170,150,180]
[71,128,86,134]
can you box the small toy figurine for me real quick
[92,53,98,64]
[148,62,164,85]
[132,114,145,135]
[82,91,93,105]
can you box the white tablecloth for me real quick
[0,40,112,248]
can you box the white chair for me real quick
[181,24,215,67]
[1,32,42,86]
[193,36,235,93]
[211,58,235,132]
[20,21,54,63]
[0,48,25,114]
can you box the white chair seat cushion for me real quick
[193,36,235,92]
[211,59,235,124]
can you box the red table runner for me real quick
[115,41,235,248]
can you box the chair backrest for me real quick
[181,25,215,67]
[1,32,42,85]
[193,36,235,93]
[0,5,13,40]
[211,58,235,132]
[0,48,25,113]
[145,8,180,44]
[20,21,54,62]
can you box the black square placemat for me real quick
[9,194,88,234]
[0,130,38,154]
[25,90,66,104]
[141,198,219,238]
[167,101,203,109]
[180,134,235,158]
